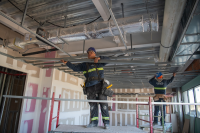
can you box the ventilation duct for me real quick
[48,13,159,43]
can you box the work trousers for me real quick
[86,82,109,124]
[154,98,166,124]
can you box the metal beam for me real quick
[92,0,110,21]
[83,40,85,54]
[15,57,155,65]
[34,62,63,66]
[3,95,200,105]
[60,64,170,71]
[121,3,124,18]
[66,47,157,58]
[21,0,30,26]
[0,11,72,57]
[57,36,69,45]
[0,51,26,64]
[104,0,127,50]
[119,69,169,72]
[109,53,156,60]
[69,68,169,73]
[185,33,200,36]
[180,42,200,45]
[43,65,67,69]
[22,48,58,56]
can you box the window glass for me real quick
[188,89,196,117]
[194,85,200,118]
[173,96,178,112]
[183,91,189,115]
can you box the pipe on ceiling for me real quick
[159,0,186,62]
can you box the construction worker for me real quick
[149,72,176,126]
[61,47,110,129]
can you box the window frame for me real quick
[194,84,200,118]
[182,91,190,115]
[188,88,196,117]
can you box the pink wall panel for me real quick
[23,119,33,133]
[38,87,50,133]
[25,83,38,112]
[44,51,56,77]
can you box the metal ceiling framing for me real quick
[0,0,165,31]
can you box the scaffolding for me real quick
[136,97,173,133]
[1,93,200,133]
[48,93,61,131]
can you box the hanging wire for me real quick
[8,0,102,28]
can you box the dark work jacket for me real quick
[149,76,174,94]
[66,56,109,87]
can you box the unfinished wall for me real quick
[0,23,88,133]
[50,69,90,130]
[110,88,174,133]
[0,23,46,133]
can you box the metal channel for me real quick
[104,0,127,50]
[21,0,29,26]
[2,95,200,105]
[15,57,155,65]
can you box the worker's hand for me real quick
[173,73,176,77]
[61,59,67,64]
[154,75,156,78]
[94,57,100,63]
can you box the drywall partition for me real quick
[37,51,56,133]
[0,45,87,132]
[0,22,47,133]
[0,45,43,133]
[49,69,90,130]
[0,23,86,133]
[110,88,175,132]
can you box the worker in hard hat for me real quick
[61,47,111,129]
[149,72,176,126]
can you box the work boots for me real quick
[104,124,110,129]
[86,121,98,128]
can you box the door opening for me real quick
[0,66,27,133]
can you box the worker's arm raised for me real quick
[61,59,85,71]
[61,59,67,64]
[166,73,176,85]
[95,56,109,67]
[149,76,155,85]
[94,57,100,63]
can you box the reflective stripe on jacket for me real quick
[66,56,109,87]
[149,76,174,94]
